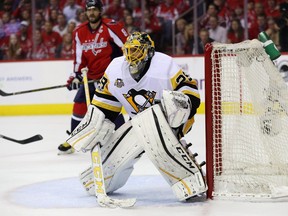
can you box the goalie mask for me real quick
[122,32,155,80]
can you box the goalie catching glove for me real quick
[161,90,192,128]
[66,105,115,152]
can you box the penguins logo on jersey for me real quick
[123,89,156,114]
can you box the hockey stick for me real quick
[91,143,136,208]
[0,134,43,144]
[0,79,98,96]
[81,68,136,208]
[82,68,91,107]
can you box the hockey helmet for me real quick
[85,0,103,10]
[122,32,155,77]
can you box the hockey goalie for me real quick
[66,32,207,207]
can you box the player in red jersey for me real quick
[58,0,128,154]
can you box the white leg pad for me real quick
[67,105,115,152]
[131,104,207,201]
[79,120,144,195]
[171,172,207,201]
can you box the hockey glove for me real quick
[66,73,83,90]
[161,90,192,128]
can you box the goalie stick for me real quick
[91,143,136,208]
[0,134,43,144]
[0,79,98,96]
[81,68,136,208]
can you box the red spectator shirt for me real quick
[155,3,179,21]
[33,43,49,59]
[41,30,62,58]
[60,45,73,59]
[73,18,128,80]
[19,37,32,59]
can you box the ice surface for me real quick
[0,115,288,216]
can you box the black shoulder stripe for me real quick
[174,83,198,91]
[95,91,119,102]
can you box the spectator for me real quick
[155,0,179,22]
[63,0,83,21]
[5,33,23,60]
[183,23,194,54]
[175,18,187,55]
[60,32,73,59]
[53,13,68,36]
[124,14,140,34]
[131,1,142,25]
[12,0,32,21]
[66,19,77,33]
[265,17,280,50]
[43,0,61,21]
[199,3,220,29]
[50,9,60,26]
[249,14,267,39]
[213,0,230,27]
[123,7,132,19]
[247,0,256,29]
[227,18,244,43]
[19,8,31,24]
[253,2,265,19]
[231,4,245,27]
[1,11,11,28]
[1,13,21,38]
[103,0,125,21]
[17,20,32,59]
[195,28,214,54]
[265,0,281,19]
[143,8,162,51]
[41,20,62,58]
[73,8,86,25]
[155,0,179,51]
[208,15,227,43]
[34,12,45,30]
[32,29,49,59]
[174,0,190,14]
[0,1,13,18]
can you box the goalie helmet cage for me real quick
[204,39,288,201]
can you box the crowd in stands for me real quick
[0,0,287,61]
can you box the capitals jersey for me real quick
[92,52,200,136]
[73,18,128,80]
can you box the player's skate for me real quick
[58,142,75,155]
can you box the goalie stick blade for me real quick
[0,134,43,144]
[97,195,136,208]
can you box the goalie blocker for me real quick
[71,100,206,201]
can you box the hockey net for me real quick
[205,39,288,201]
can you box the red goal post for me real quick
[204,40,288,201]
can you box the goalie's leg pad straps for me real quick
[131,104,207,201]
[80,120,144,195]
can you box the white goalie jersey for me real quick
[92,52,200,136]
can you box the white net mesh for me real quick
[210,39,288,200]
